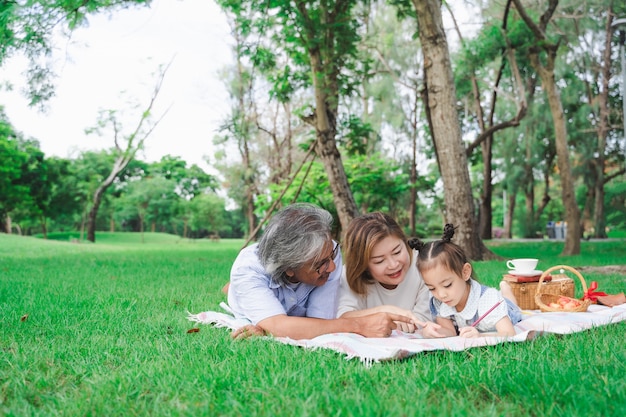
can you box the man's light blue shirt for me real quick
[227,243,342,325]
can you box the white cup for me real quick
[506,258,538,273]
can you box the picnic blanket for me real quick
[187,303,626,365]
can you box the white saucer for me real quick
[508,269,542,277]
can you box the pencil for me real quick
[471,299,504,327]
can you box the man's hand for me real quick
[231,324,267,339]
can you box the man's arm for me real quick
[255,312,414,339]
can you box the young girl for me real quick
[408,224,522,338]
[337,212,431,333]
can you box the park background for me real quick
[2,2,626,415]
[2,0,626,255]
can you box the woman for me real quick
[337,212,431,333]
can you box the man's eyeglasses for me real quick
[315,243,340,276]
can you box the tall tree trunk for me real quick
[479,135,493,240]
[314,127,359,231]
[87,155,129,242]
[87,184,107,243]
[412,0,494,260]
[505,191,516,238]
[513,0,581,255]
[305,26,359,231]
[139,213,145,243]
[592,7,614,239]
[533,61,581,253]
[410,111,418,236]
[40,215,47,239]
[535,154,553,220]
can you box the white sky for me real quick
[0,0,233,171]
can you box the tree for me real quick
[568,2,626,238]
[150,155,217,199]
[188,193,227,237]
[115,176,178,242]
[511,0,581,255]
[0,112,30,232]
[411,0,495,260]
[84,63,170,242]
[214,3,262,239]
[451,3,530,240]
[217,0,361,231]
[359,3,426,235]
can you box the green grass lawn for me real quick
[1,233,625,416]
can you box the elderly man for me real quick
[227,203,412,339]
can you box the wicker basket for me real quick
[506,275,573,310]
[534,265,591,313]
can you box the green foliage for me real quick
[255,152,414,228]
[337,115,375,155]
[0,117,30,220]
[188,193,227,236]
[605,179,626,232]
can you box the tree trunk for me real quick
[139,214,145,243]
[479,134,493,240]
[412,0,494,260]
[410,119,418,236]
[307,39,359,232]
[535,160,552,220]
[513,0,580,254]
[505,191,516,238]
[530,56,581,254]
[86,184,107,243]
[315,133,359,231]
[40,215,47,239]
[592,8,613,239]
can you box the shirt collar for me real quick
[438,279,480,321]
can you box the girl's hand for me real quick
[458,326,480,338]
[394,320,417,333]
[419,321,448,338]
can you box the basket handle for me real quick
[536,265,588,297]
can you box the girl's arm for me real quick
[458,316,516,338]
[493,316,516,337]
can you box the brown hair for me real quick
[408,224,475,280]
[344,212,412,295]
